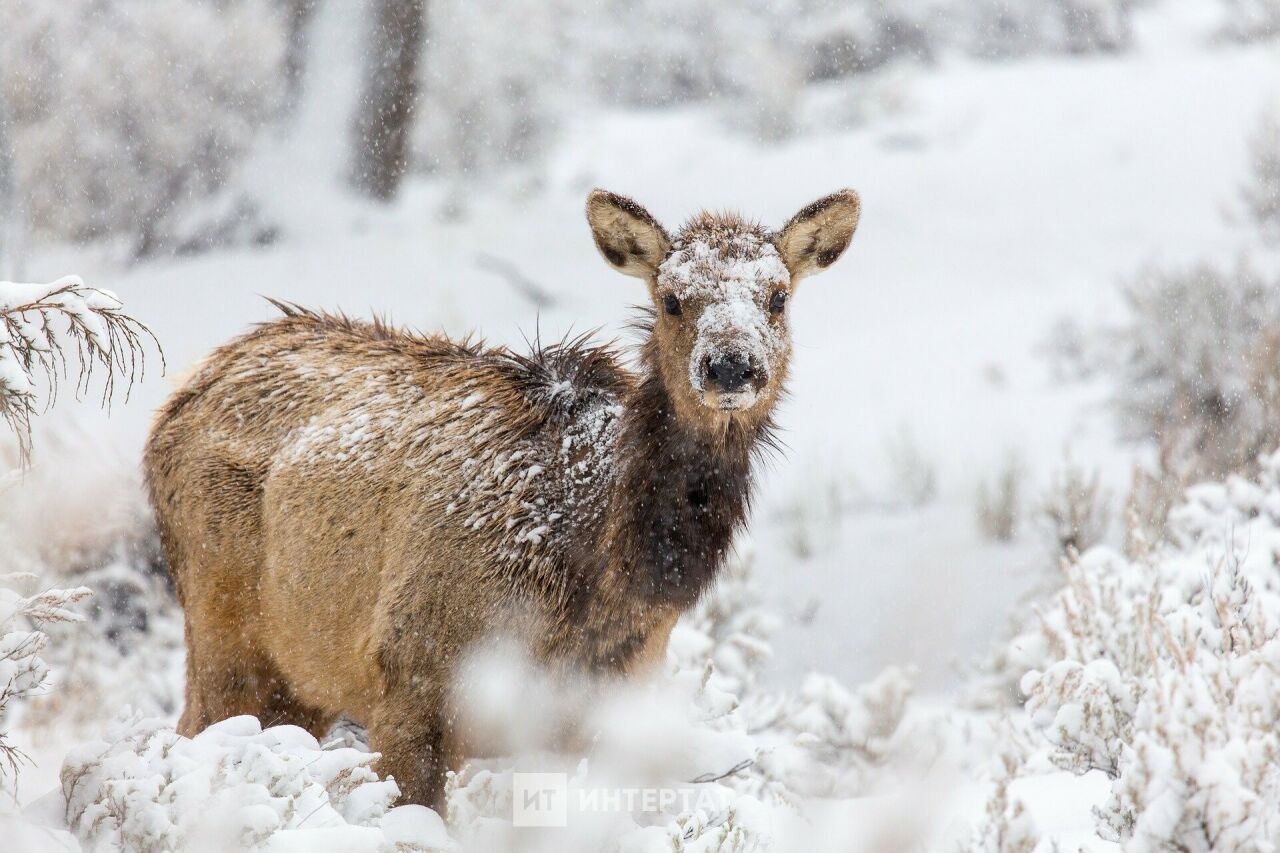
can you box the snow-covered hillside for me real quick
[4,0,1280,849]
[16,4,1280,690]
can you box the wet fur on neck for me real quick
[605,310,781,609]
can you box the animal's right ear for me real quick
[586,189,671,279]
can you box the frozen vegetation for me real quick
[3,0,1280,850]
[0,277,156,466]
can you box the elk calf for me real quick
[145,189,861,806]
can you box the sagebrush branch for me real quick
[0,275,161,465]
[0,577,92,785]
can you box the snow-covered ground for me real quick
[6,1,1280,849]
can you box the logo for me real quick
[512,772,568,827]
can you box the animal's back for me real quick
[145,306,631,721]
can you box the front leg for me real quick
[370,689,458,809]
[626,610,680,676]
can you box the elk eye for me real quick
[662,294,682,316]
[769,290,788,314]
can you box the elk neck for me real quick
[601,336,779,612]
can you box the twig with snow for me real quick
[0,275,161,465]
[689,758,755,784]
[0,577,92,793]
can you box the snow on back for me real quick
[656,231,790,402]
[272,355,624,566]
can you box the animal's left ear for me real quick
[774,189,861,280]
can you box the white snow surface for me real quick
[54,714,452,852]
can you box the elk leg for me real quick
[179,627,331,738]
[370,694,457,809]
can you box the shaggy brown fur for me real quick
[145,189,860,807]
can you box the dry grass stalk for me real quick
[978,452,1022,542]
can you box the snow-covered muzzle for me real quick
[656,233,792,412]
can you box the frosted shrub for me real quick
[789,0,938,81]
[676,545,924,805]
[1243,107,1280,243]
[1057,0,1133,53]
[671,543,780,699]
[1023,656,1134,777]
[576,0,743,108]
[976,452,1023,541]
[0,413,173,736]
[965,0,1132,58]
[1110,259,1280,484]
[27,542,183,733]
[884,425,938,509]
[1013,450,1280,850]
[0,0,285,256]
[417,0,567,182]
[56,544,924,851]
[963,746,1041,853]
[0,576,91,786]
[441,544,925,850]
[1218,0,1280,41]
[1037,460,1109,557]
[739,666,917,803]
[0,276,157,466]
[61,714,454,851]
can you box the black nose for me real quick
[705,354,754,393]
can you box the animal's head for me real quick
[587,188,860,428]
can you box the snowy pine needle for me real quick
[0,276,161,466]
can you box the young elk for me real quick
[145,188,861,807]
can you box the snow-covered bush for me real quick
[1109,259,1280,484]
[564,0,812,141]
[39,543,929,851]
[1243,106,1280,243]
[0,422,182,737]
[964,0,1132,59]
[0,576,91,787]
[25,541,182,734]
[0,0,286,256]
[0,276,157,466]
[1218,0,1280,41]
[1037,460,1110,557]
[417,0,568,182]
[408,0,1155,186]
[884,425,939,509]
[788,0,940,82]
[574,0,753,108]
[60,714,454,851]
[1058,0,1134,53]
[441,545,930,850]
[962,743,1042,853]
[1011,450,1280,850]
[0,278,168,747]
[977,452,1023,541]
[417,0,800,182]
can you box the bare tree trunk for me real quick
[350,0,426,201]
[281,0,319,111]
